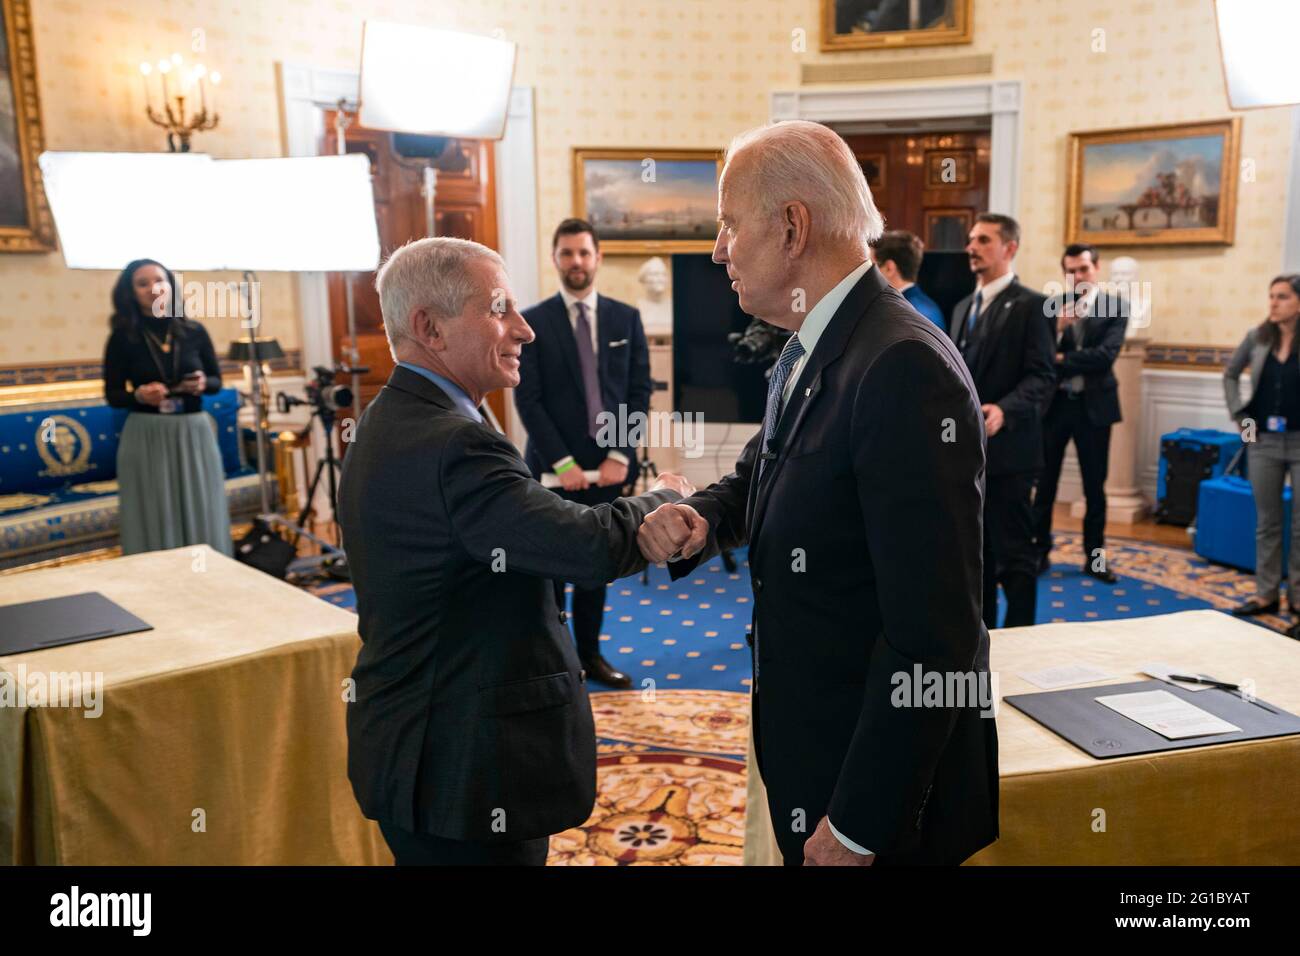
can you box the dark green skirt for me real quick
[116,411,233,557]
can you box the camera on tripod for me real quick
[276,364,369,417]
[729,319,791,366]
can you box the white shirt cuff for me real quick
[606,451,629,466]
[827,818,872,856]
[551,455,576,471]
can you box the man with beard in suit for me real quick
[515,219,653,689]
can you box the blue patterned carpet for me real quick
[307,530,1287,864]
[307,529,1288,691]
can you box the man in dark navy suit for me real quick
[949,214,1055,629]
[515,219,653,689]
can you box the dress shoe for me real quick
[582,655,632,689]
[1082,564,1118,584]
[1232,597,1280,617]
[1036,552,1051,576]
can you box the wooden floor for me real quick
[1048,503,1193,550]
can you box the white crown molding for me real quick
[770,79,1023,217]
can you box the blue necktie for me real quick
[965,290,983,341]
[760,333,805,479]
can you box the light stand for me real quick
[334,99,366,422]
[235,271,274,515]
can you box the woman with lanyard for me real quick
[103,258,232,556]
[1224,273,1300,625]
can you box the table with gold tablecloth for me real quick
[742,610,1300,865]
[0,546,391,865]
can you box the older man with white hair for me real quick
[638,121,999,865]
[337,237,692,865]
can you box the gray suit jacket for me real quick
[337,365,678,841]
[1224,328,1268,420]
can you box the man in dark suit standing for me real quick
[638,121,998,866]
[515,219,653,689]
[337,237,691,865]
[1031,243,1128,583]
[949,214,1055,629]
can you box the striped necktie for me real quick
[760,333,805,478]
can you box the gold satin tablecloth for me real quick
[0,546,391,865]
[743,610,1300,865]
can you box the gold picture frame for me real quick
[572,148,722,254]
[1066,118,1241,247]
[0,0,54,252]
[821,0,972,52]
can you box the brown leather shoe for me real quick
[582,654,632,689]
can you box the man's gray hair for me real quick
[724,120,884,246]
[374,237,504,357]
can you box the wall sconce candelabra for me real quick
[139,53,221,152]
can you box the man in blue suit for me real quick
[516,218,653,689]
[873,230,947,332]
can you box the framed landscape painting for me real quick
[1066,119,1241,247]
[572,148,722,254]
[821,0,972,52]
[0,0,54,252]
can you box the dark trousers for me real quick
[554,482,621,661]
[984,472,1038,629]
[1031,394,1113,563]
[378,820,549,866]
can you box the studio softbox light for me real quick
[38,151,381,273]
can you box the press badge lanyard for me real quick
[141,322,183,414]
[1268,351,1292,433]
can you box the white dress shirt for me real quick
[559,286,600,353]
[780,259,874,409]
[972,269,1016,316]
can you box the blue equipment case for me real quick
[1155,428,1243,526]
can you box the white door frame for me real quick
[277,62,538,446]
[770,79,1024,217]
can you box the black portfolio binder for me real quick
[1004,679,1300,759]
[0,591,152,655]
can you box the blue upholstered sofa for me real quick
[0,384,264,570]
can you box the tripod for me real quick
[635,441,660,586]
[290,403,349,581]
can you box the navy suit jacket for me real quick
[516,292,652,483]
[666,267,998,865]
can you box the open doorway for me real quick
[833,117,990,323]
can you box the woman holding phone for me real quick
[1224,273,1300,620]
[103,258,232,556]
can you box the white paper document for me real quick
[1020,663,1117,690]
[540,470,602,489]
[1141,662,1216,691]
[1094,690,1242,740]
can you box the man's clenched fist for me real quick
[638,502,709,564]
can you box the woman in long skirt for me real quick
[102,258,232,556]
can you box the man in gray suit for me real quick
[337,237,692,865]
